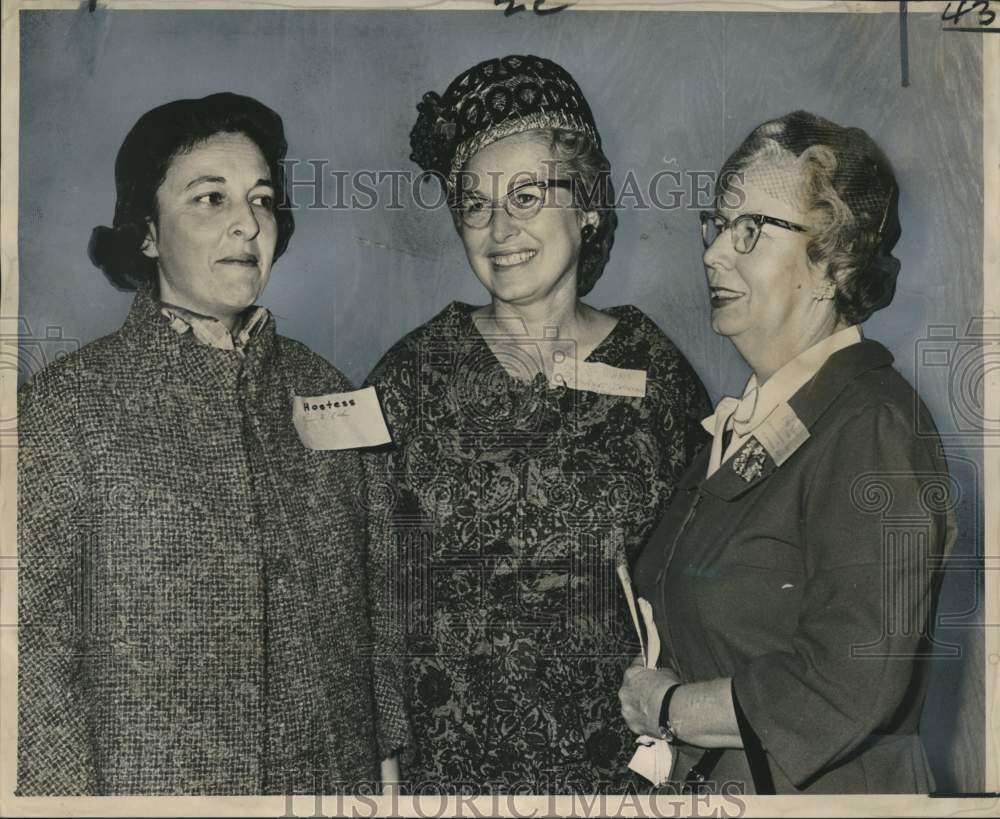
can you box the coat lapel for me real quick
[700,340,895,501]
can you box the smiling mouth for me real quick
[490,250,536,268]
[709,286,746,306]
[217,254,259,267]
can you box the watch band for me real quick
[658,683,681,742]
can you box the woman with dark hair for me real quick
[17,92,387,795]
[619,111,954,794]
[365,55,711,792]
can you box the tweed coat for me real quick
[17,285,391,795]
[633,340,954,794]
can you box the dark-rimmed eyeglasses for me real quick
[700,210,809,255]
[455,179,573,229]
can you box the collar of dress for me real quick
[680,333,896,499]
[701,324,863,442]
[119,283,278,379]
[160,300,270,356]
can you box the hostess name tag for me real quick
[550,357,647,398]
[754,401,810,466]
[292,386,391,450]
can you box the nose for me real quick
[229,200,261,241]
[702,230,732,271]
[489,204,519,243]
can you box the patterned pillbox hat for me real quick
[409,54,601,188]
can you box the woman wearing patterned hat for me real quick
[17,93,387,794]
[365,55,711,792]
[619,111,953,793]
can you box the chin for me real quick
[491,286,543,307]
[209,292,258,317]
[480,276,529,304]
[710,315,743,338]
[229,278,267,304]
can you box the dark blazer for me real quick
[17,286,390,794]
[633,340,955,794]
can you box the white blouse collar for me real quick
[701,325,863,476]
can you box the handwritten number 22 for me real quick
[495,0,569,17]
[942,1,996,26]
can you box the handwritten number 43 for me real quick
[942,0,997,26]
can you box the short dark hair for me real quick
[89,92,295,290]
[719,110,900,325]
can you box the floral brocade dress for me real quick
[365,302,710,793]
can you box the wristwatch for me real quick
[658,683,681,743]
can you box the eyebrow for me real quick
[183,176,273,190]
[184,175,225,190]
[462,178,541,200]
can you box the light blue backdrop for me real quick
[18,7,985,792]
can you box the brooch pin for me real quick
[732,438,767,482]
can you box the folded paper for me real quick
[616,557,674,786]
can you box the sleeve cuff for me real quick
[731,678,775,794]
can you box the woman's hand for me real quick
[619,665,681,737]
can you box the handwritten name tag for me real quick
[550,358,647,398]
[292,386,391,450]
[754,401,810,466]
